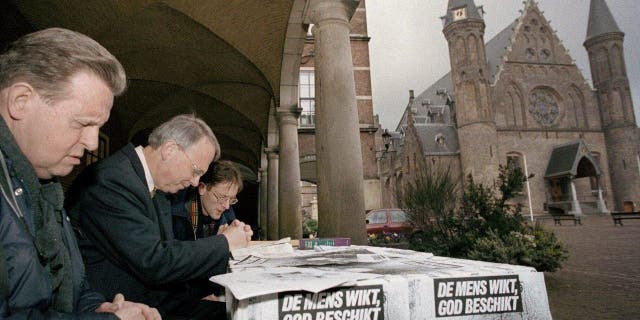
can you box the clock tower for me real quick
[443,0,499,186]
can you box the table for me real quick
[212,245,552,320]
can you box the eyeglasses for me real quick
[209,188,238,205]
[178,146,205,178]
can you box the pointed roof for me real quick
[586,0,622,41]
[544,140,602,178]
[398,0,595,153]
[410,19,517,115]
[443,0,483,28]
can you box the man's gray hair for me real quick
[148,114,220,161]
[0,28,127,102]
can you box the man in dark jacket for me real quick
[171,160,244,300]
[0,28,159,319]
[172,160,243,241]
[66,115,253,319]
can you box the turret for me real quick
[584,0,640,210]
[442,0,498,185]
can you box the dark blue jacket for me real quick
[0,154,114,319]
[170,187,236,241]
[169,189,236,297]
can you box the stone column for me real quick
[569,179,583,216]
[277,110,303,239]
[309,0,367,245]
[596,177,610,214]
[265,148,279,240]
[258,167,268,240]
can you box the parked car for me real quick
[365,208,412,235]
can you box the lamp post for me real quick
[523,155,535,222]
[377,129,393,208]
[382,129,392,152]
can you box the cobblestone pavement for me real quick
[540,215,640,319]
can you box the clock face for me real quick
[453,7,467,21]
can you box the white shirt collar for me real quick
[134,145,155,195]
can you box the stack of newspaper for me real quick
[216,239,434,300]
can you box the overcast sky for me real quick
[366,0,640,130]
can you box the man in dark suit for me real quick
[67,114,252,319]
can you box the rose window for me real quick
[529,89,559,126]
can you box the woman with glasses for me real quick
[172,160,243,241]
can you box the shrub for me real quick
[467,226,568,272]
[401,165,568,272]
[303,219,318,238]
[368,231,404,246]
[398,166,458,231]
[527,225,568,272]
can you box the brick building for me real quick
[380,0,640,215]
[297,0,380,221]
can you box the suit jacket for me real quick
[66,143,229,308]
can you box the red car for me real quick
[365,208,412,235]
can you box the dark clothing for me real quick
[66,143,230,317]
[164,300,225,320]
[0,117,114,319]
[171,187,236,241]
[170,189,237,299]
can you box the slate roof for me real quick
[412,74,453,116]
[586,0,622,41]
[544,140,602,178]
[545,142,580,178]
[415,125,459,155]
[487,20,518,83]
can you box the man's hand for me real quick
[202,294,219,302]
[221,220,253,251]
[217,223,229,234]
[96,293,162,320]
[231,219,253,243]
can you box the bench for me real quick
[552,214,582,226]
[611,212,640,226]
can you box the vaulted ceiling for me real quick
[4,0,305,173]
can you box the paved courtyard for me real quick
[540,215,640,319]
